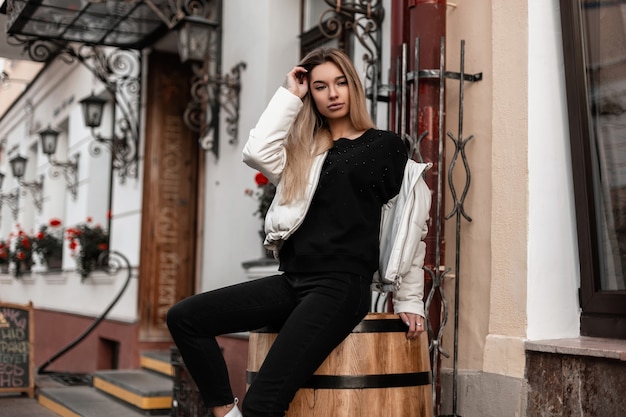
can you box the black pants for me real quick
[166,271,371,417]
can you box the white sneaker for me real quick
[224,397,242,417]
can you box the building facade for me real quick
[0,0,625,415]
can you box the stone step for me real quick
[36,353,175,417]
[38,386,159,417]
[92,369,172,413]
[140,350,174,378]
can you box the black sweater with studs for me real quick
[279,129,408,278]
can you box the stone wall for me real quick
[526,350,626,417]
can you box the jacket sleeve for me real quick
[242,87,303,185]
[393,177,431,317]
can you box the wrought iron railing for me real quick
[315,4,483,415]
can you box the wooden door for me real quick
[139,51,201,341]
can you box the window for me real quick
[560,0,626,338]
[300,0,352,57]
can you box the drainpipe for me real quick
[389,1,410,132]
[409,0,446,268]
[409,0,447,414]
[390,0,446,327]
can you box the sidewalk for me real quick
[0,374,73,417]
[0,394,59,417]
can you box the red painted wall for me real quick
[34,308,250,402]
[216,335,249,402]
[34,309,171,373]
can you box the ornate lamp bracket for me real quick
[47,154,80,200]
[185,61,246,156]
[86,113,138,184]
[0,190,20,221]
[73,46,141,184]
[166,0,244,158]
[18,175,45,213]
[7,35,141,184]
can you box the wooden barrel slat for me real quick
[247,313,434,417]
[289,387,431,417]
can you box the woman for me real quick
[167,48,431,417]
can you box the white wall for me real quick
[526,0,580,340]
[200,0,301,292]
[200,0,397,292]
[0,55,140,323]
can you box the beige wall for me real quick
[486,0,529,378]
[443,0,528,379]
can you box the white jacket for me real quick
[243,87,432,317]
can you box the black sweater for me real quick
[279,129,408,278]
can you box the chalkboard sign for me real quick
[0,302,34,398]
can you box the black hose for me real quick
[38,250,133,376]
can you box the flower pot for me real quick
[77,251,109,279]
[45,256,63,270]
[13,260,32,278]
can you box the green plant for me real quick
[245,172,276,223]
[33,218,64,263]
[245,172,277,259]
[9,226,33,277]
[66,217,109,278]
[0,240,9,265]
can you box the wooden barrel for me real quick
[247,312,433,417]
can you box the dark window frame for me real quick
[299,0,353,59]
[299,19,352,59]
[559,0,626,338]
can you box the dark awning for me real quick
[1,0,170,50]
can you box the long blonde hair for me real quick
[281,48,375,204]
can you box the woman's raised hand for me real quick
[285,66,309,99]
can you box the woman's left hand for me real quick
[399,312,425,340]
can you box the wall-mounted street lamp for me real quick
[175,14,246,157]
[9,155,44,213]
[80,94,108,129]
[79,92,137,182]
[177,16,216,63]
[38,126,80,200]
[0,173,20,221]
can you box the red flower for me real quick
[37,232,45,240]
[16,251,25,261]
[21,237,30,249]
[247,172,277,222]
[66,228,82,237]
[86,216,93,223]
[69,240,77,250]
[97,243,108,251]
[255,172,269,186]
[49,218,62,227]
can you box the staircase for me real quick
[38,351,175,417]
